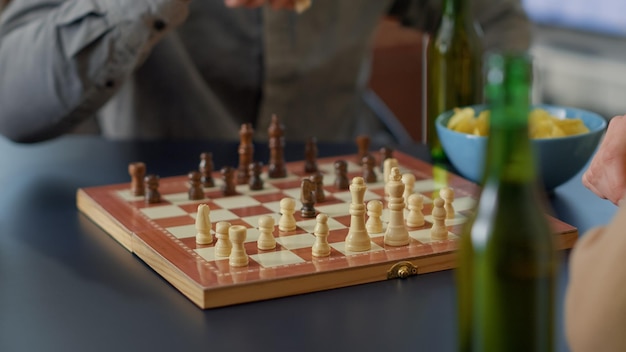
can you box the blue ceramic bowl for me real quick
[435,104,607,190]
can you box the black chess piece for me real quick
[188,171,205,200]
[300,178,317,218]
[268,115,287,178]
[248,161,264,191]
[144,174,161,204]
[199,152,215,187]
[362,154,377,183]
[304,137,318,173]
[221,166,237,196]
[128,162,146,196]
[379,146,394,172]
[237,123,254,185]
[333,160,349,190]
[355,135,370,165]
[310,172,325,203]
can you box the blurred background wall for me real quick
[526,0,626,121]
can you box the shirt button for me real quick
[153,19,167,31]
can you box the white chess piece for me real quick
[384,167,410,246]
[195,204,213,244]
[406,193,425,227]
[383,158,399,184]
[312,213,331,257]
[257,215,277,250]
[229,225,249,267]
[365,200,383,234]
[345,177,371,252]
[401,173,416,207]
[214,221,232,257]
[440,187,455,220]
[430,198,449,240]
[278,197,297,232]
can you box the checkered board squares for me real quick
[141,205,189,219]
[77,151,579,309]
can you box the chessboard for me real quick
[76,150,578,309]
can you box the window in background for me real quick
[523,0,626,37]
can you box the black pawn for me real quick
[199,152,215,187]
[188,171,205,200]
[144,174,161,204]
[362,154,377,183]
[310,172,325,203]
[333,160,349,190]
[248,161,264,191]
[221,166,237,196]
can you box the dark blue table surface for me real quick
[0,135,615,352]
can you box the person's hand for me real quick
[582,115,626,205]
[565,201,626,350]
[224,0,301,11]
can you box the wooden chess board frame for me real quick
[76,152,578,309]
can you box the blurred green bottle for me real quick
[425,0,483,162]
[456,53,557,352]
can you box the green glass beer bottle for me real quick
[456,53,557,351]
[425,0,483,162]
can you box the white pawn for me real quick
[278,197,297,232]
[430,198,449,240]
[312,213,331,257]
[214,221,232,257]
[257,215,277,250]
[440,187,455,220]
[365,200,383,234]
[195,204,213,244]
[228,225,249,267]
[401,173,415,207]
[406,193,425,227]
[383,158,399,184]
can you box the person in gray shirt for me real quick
[0,0,530,143]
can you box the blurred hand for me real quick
[582,115,626,205]
[224,0,298,10]
[566,200,626,350]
